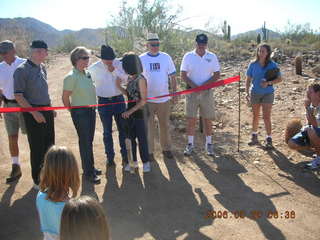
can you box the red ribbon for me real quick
[0,75,240,113]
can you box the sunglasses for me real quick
[150,43,160,47]
[79,56,90,60]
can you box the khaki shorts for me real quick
[3,102,27,136]
[250,92,274,105]
[185,90,215,119]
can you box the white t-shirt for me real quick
[88,59,127,98]
[140,52,176,103]
[180,50,220,86]
[0,57,26,99]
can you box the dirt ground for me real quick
[0,54,319,240]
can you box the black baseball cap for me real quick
[196,33,208,44]
[30,40,48,49]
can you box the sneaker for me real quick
[265,137,273,149]
[6,164,22,183]
[304,157,320,170]
[85,175,101,184]
[124,161,138,172]
[163,151,174,159]
[143,162,151,173]
[33,184,39,190]
[248,134,258,146]
[94,168,102,175]
[205,143,214,156]
[184,143,194,156]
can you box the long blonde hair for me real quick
[60,196,110,240]
[40,145,80,202]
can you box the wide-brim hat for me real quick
[30,40,48,49]
[96,45,115,60]
[147,33,160,42]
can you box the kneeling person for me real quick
[288,83,320,170]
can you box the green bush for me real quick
[56,34,81,53]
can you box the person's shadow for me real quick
[101,165,146,239]
[266,147,320,196]
[0,187,41,240]
[142,156,213,240]
[192,151,286,240]
[101,156,214,240]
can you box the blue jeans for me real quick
[71,107,96,176]
[98,96,127,162]
[125,118,150,163]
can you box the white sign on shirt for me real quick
[140,52,176,103]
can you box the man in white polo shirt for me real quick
[180,33,220,156]
[0,40,26,183]
[88,45,128,167]
[140,33,177,159]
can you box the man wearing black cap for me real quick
[88,45,128,167]
[13,40,55,189]
[0,40,26,183]
[180,33,220,156]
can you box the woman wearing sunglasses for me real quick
[62,46,101,184]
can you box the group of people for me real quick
[0,32,221,186]
[1,32,320,240]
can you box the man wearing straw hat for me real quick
[139,33,177,160]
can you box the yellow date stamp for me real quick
[204,210,296,220]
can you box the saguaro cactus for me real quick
[257,33,261,44]
[221,21,231,41]
[262,21,268,41]
[295,55,302,75]
[227,25,231,41]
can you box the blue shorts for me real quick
[291,126,320,146]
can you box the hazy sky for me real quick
[1,0,319,34]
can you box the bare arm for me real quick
[270,76,282,85]
[169,74,177,93]
[202,71,220,85]
[15,93,46,123]
[62,90,72,108]
[261,75,283,88]
[181,71,197,88]
[245,76,252,102]
[245,76,252,95]
[116,78,127,96]
[306,107,318,127]
[122,77,147,118]
[169,74,178,103]
[304,87,312,108]
[262,75,282,88]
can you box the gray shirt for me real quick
[14,59,51,106]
